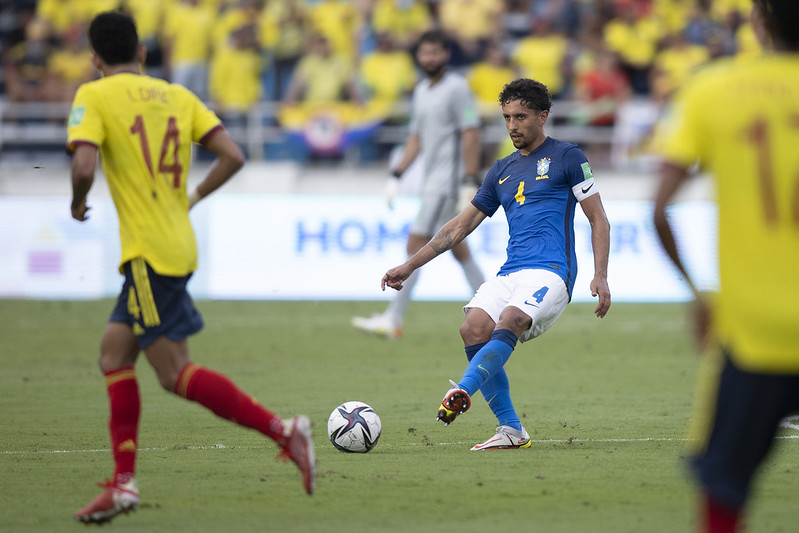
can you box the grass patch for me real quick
[1,300,796,532]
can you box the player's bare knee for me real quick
[460,320,492,345]
[97,351,127,374]
[156,370,179,393]
[497,309,532,337]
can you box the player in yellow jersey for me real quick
[653,1,799,531]
[68,12,315,525]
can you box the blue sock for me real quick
[480,369,521,430]
[458,329,518,397]
[464,343,485,362]
[463,338,521,431]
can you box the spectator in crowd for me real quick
[438,0,503,67]
[260,0,308,101]
[3,18,50,102]
[120,0,168,79]
[572,45,631,126]
[527,0,583,38]
[283,33,359,105]
[359,32,416,109]
[212,0,263,51]
[34,0,72,39]
[732,17,762,60]
[511,16,570,98]
[209,23,262,130]
[467,39,517,164]
[649,31,709,104]
[603,0,661,95]
[46,22,95,102]
[305,0,360,60]
[683,0,723,47]
[652,0,693,37]
[163,0,215,100]
[467,39,517,115]
[370,0,432,52]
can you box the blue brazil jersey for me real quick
[472,137,592,296]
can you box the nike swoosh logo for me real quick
[581,183,594,194]
[499,175,510,184]
[523,300,540,307]
[474,437,504,449]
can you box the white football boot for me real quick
[470,425,532,450]
[351,313,403,339]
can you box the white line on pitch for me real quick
[4,435,798,455]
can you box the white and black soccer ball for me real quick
[327,401,382,453]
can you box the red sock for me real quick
[104,366,140,481]
[703,493,742,533]
[174,363,285,444]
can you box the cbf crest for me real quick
[536,157,551,180]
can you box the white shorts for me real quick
[464,269,569,343]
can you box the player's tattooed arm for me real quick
[428,228,456,255]
[382,205,486,291]
[425,205,486,260]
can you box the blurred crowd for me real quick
[0,0,760,134]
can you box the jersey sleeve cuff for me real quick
[199,124,225,145]
[66,140,99,154]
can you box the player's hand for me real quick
[384,177,399,209]
[590,276,611,318]
[381,264,413,291]
[71,200,91,221]
[692,296,711,351]
[457,184,478,212]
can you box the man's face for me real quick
[416,41,449,78]
[502,99,548,152]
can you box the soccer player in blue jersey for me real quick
[381,78,611,449]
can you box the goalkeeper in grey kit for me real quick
[352,29,485,339]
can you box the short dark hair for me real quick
[498,78,552,112]
[417,29,449,50]
[88,11,139,65]
[754,0,799,50]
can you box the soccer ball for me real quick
[327,401,382,453]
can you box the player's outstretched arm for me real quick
[381,205,486,291]
[189,129,245,208]
[653,162,699,296]
[70,143,98,221]
[580,193,611,318]
[654,161,710,347]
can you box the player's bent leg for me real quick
[143,335,190,391]
[98,321,141,372]
[166,356,315,494]
[459,307,496,346]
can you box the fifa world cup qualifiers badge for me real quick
[69,106,86,127]
[581,162,593,180]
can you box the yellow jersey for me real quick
[512,34,569,96]
[659,55,799,373]
[164,2,214,63]
[209,44,261,112]
[67,73,222,277]
[359,50,416,104]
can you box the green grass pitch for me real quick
[1,300,797,532]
